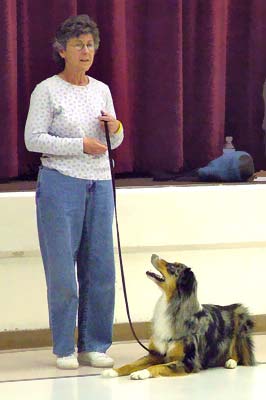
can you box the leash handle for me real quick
[102,114,150,354]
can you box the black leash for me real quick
[103,117,152,355]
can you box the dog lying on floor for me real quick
[102,254,255,380]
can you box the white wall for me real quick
[0,184,266,332]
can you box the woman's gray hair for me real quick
[52,14,100,69]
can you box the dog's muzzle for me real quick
[151,254,159,267]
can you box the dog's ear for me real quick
[178,268,196,298]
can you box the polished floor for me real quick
[0,336,266,400]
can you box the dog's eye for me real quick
[167,263,177,275]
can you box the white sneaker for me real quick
[78,352,114,368]
[56,353,79,369]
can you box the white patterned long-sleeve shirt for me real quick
[25,75,124,180]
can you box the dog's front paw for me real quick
[130,369,152,380]
[225,359,237,369]
[101,368,119,378]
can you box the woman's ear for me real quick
[53,41,65,59]
[59,49,66,59]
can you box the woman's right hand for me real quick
[83,137,107,155]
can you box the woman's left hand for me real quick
[98,111,120,135]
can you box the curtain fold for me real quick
[128,0,183,173]
[225,0,266,166]
[1,0,266,180]
[183,0,228,169]
[0,0,18,179]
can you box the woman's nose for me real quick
[82,45,90,53]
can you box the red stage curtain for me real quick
[1,0,266,180]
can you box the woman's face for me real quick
[59,33,95,73]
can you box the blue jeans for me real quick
[36,167,115,357]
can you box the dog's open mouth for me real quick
[146,271,165,282]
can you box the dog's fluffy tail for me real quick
[236,334,256,366]
[236,308,256,366]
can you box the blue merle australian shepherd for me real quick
[103,254,255,380]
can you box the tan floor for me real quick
[0,336,265,383]
[0,341,148,382]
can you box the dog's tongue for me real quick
[146,270,164,282]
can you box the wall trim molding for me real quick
[2,241,266,259]
[0,315,265,351]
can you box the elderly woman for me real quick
[25,15,124,369]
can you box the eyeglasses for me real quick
[70,41,95,51]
